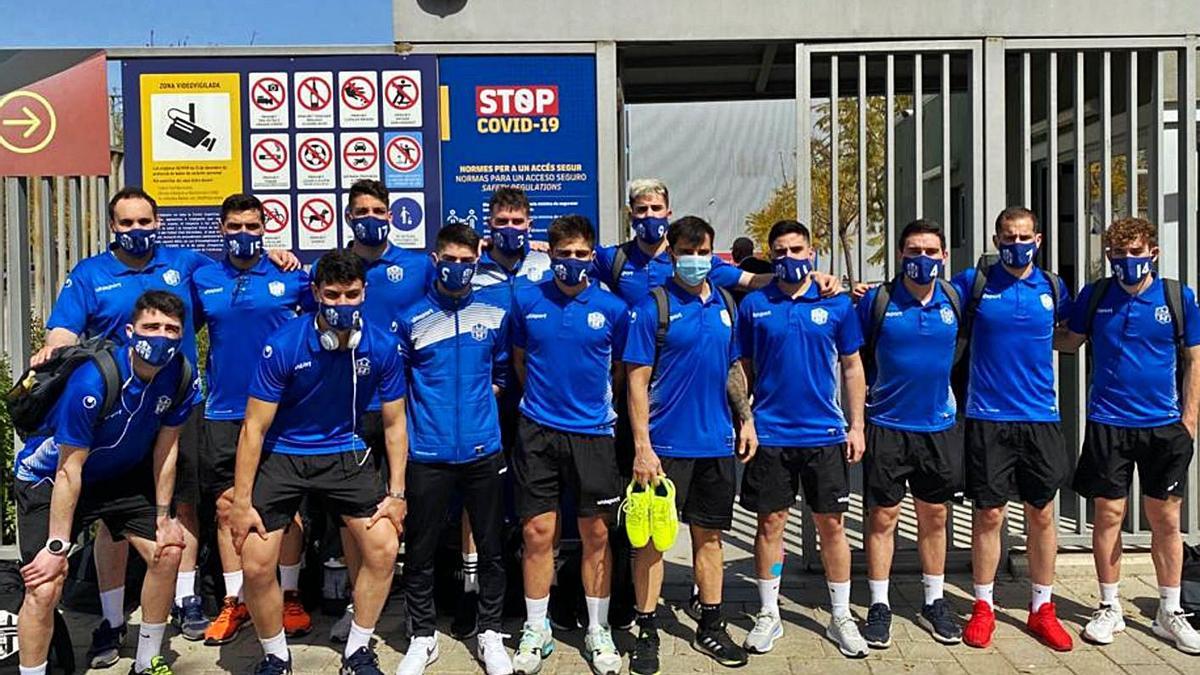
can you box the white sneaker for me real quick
[1152,607,1200,654]
[477,629,515,675]
[826,613,868,658]
[1082,604,1126,645]
[512,620,553,675]
[396,634,439,675]
[743,610,784,653]
[331,604,354,643]
[584,626,622,675]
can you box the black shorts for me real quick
[1073,421,1194,501]
[659,456,737,531]
[16,469,158,564]
[513,415,623,520]
[251,450,386,532]
[201,418,242,498]
[174,406,203,506]
[965,420,1069,509]
[741,444,851,515]
[864,424,964,508]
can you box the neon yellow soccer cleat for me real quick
[622,479,653,549]
[650,477,679,552]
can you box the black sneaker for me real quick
[88,619,127,668]
[692,621,749,667]
[630,628,661,675]
[450,590,479,639]
[683,592,702,622]
[919,599,963,644]
[862,602,893,649]
[339,646,384,675]
[549,585,580,631]
[253,654,293,675]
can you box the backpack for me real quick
[609,240,639,294]
[4,336,194,441]
[648,284,737,369]
[1082,275,1187,391]
[863,276,965,381]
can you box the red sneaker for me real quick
[963,600,996,648]
[282,591,312,637]
[1027,602,1074,651]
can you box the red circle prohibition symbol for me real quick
[260,198,289,233]
[300,198,335,232]
[386,135,422,172]
[297,76,332,112]
[252,138,288,173]
[340,76,376,110]
[251,77,286,111]
[342,136,378,172]
[298,137,333,172]
[385,75,420,111]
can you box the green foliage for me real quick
[1,314,45,541]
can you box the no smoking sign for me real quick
[250,133,290,190]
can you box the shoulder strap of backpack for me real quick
[94,348,122,419]
[933,278,968,365]
[716,286,736,321]
[172,356,195,410]
[650,285,671,368]
[1045,269,1064,318]
[611,241,635,292]
[866,280,894,356]
[1083,277,1114,337]
[1163,277,1186,346]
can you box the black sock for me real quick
[636,610,657,632]
[699,602,722,630]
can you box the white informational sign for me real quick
[297,193,338,250]
[295,132,336,190]
[382,70,422,127]
[249,133,291,190]
[248,72,289,129]
[258,195,293,250]
[338,71,379,128]
[293,71,334,128]
[339,132,380,185]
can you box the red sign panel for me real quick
[475,85,559,117]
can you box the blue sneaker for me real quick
[862,602,893,649]
[919,599,963,644]
[87,618,126,668]
[253,654,292,675]
[340,646,385,675]
[171,595,209,641]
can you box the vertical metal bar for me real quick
[6,178,32,379]
[1178,37,1199,536]
[1022,52,1033,206]
[97,177,109,255]
[797,44,813,231]
[983,38,1008,230]
[886,54,896,277]
[1075,51,1089,536]
[1102,51,1113,233]
[39,177,53,322]
[914,53,924,219]
[1149,52,1166,242]
[81,177,92,258]
[831,54,841,279]
[69,177,82,265]
[0,178,8,358]
[1128,51,1139,219]
[1049,52,1060,273]
[594,40,620,246]
[972,43,985,260]
[54,177,67,289]
[858,54,868,284]
[942,52,952,273]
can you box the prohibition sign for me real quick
[385,135,422,172]
[300,197,335,232]
[298,137,333,172]
[341,76,375,110]
[342,136,378,172]
[251,77,286,111]
[298,76,332,111]
[385,74,420,110]
[252,137,288,173]
[261,198,289,233]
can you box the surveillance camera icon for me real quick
[166,104,217,151]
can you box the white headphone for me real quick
[316,315,363,351]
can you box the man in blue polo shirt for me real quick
[855,220,963,649]
[230,249,407,675]
[394,223,514,675]
[509,215,626,675]
[953,207,1074,652]
[624,216,754,674]
[192,193,316,646]
[15,290,196,675]
[1058,217,1200,653]
[737,219,868,659]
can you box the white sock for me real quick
[868,578,889,608]
[974,583,994,608]
[260,629,289,661]
[1160,586,1182,614]
[224,570,244,601]
[691,583,700,598]
[758,576,782,616]
[134,621,166,672]
[279,563,301,593]
[1099,581,1120,608]
[585,595,610,630]
[99,587,125,628]
[828,580,851,618]
[19,664,47,675]
[526,595,550,626]
[923,574,945,605]
[1031,583,1053,612]
[175,570,196,605]
[462,552,480,594]
[344,621,374,658]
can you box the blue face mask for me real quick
[675,254,712,286]
[773,255,813,284]
[551,257,590,286]
[130,333,180,368]
[902,255,942,285]
[225,232,263,260]
[351,216,390,247]
[320,303,362,331]
[1111,255,1154,284]
[116,228,157,256]
[999,241,1037,268]
[492,227,528,255]
[436,260,476,292]
[632,216,668,244]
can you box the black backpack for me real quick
[5,336,194,441]
[647,284,737,369]
[863,276,965,382]
[609,240,639,294]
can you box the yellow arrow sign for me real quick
[0,91,56,154]
[2,105,42,138]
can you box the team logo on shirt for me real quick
[588,312,606,330]
[1156,305,1171,324]
[155,395,172,415]
[471,323,489,341]
[720,309,732,327]
[940,306,955,325]
[81,395,98,409]
[528,268,545,282]
[1040,293,1054,311]
[162,269,181,287]
[262,345,273,359]
[355,358,372,376]
[64,278,73,288]
[268,281,286,297]
[386,265,404,283]
[810,307,829,325]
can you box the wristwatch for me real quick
[45,538,70,557]
[388,490,406,500]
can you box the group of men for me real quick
[10,175,1200,675]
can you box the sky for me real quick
[0,0,394,47]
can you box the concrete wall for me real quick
[396,0,1200,43]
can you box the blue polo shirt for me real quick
[623,280,739,458]
[738,282,863,447]
[474,249,553,301]
[952,265,1072,422]
[248,315,406,456]
[47,245,215,367]
[15,347,197,483]
[856,282,958,432]
[193,255,314,421]
[1069,276,1200,427]
[512,280,628,435]
[593,243,744,306]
